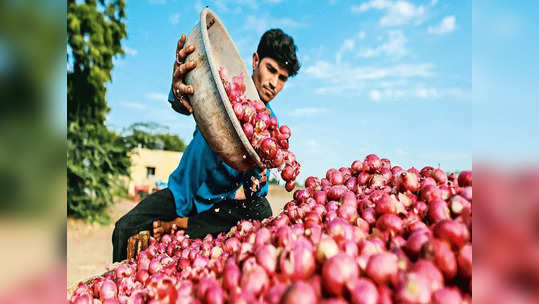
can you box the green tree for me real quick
[67,0,130,222]
[124,122,187,152]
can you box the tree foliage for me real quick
[124,122,187,152]
[67,0,130,222]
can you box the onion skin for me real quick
[404,230,431,260]
[433,219,470,249]
[346,278,379,304]
[411,259,444,292]
[395,272,431,304]
[431,287,462,304]
[458,243,472,279]
[421,239,457,281]
[458,170,472,187]
[322,253,359,297]
[365,252,398,286]
[280,281,318,304]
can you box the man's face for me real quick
[251,53,289,103]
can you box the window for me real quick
[146,166,156,177]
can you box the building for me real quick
[127,147,182,200]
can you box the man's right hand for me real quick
[172,34,197,113]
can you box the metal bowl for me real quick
[183,8,264,171]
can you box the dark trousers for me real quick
[112,188,272,262]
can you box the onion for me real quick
[326,218,353,243]
[279,125,291,139]
[337,202,358,223]
[397,171,420,192]
[420,239,457,280]
[351,160,363,174]
[223,258,240,291]
[377,285,393,304]
[365,252,398,286]
[458,170,472,187]
[420,185,442,203]
[240,264,268,296]
[99,279,118,301]
[433,219,470,249]
[375,214,403,235]
[329,171,345,185]
[322,253,359,296]
[458,243,472,278]
[255,244,278,275]
[404,230,432,259]
[316,235,339,263]
[458,186,472,202]
[280,281,317,304]
[345,278,379,304]
[264,283,287,304]
[431,287,462,304]
[432,168,447,185]
[205,285,225,304]
[428,199,451,223]
[364,154,382,173]
[411,259,444,292]
[279,238,316,280]
[394,272,431,304]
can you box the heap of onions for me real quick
[219,67,300,192]
[69,155,472,304]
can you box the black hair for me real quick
[256,29,300,77]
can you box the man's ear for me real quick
[252,52,259,71]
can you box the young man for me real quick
[112,29,300,262]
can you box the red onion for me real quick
[433,219,470,249]
[411,259,444,292]
[337,202,358,223]
[280,281,317,304]
[395,272,431,304]
[458,243,472,279]
[351,160,363,174]
[255,244,278,275]
[421,239,457,280]
[322,253,359,296]
[431,287,462,304]
[365,252,398,286]
[240,264,268,296]
[458,170,472,187]
[279,238,316,280]
[404,230,432,259]
[346,278,379,304]
[420,185,442,203]
[375,214,403,235]
[428,199,451,223]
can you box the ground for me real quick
[66,185,293,287]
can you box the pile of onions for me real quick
[219,67,300,192]
[69,155,472,303]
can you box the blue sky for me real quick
[104,0,472,181]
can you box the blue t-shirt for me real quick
[167,88,271,217]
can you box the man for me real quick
[112,29,300,262]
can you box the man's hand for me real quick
[172,34,197,113]
[152,220,177,241]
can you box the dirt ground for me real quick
[66,185,293,287]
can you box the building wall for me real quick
[127,147,183,197]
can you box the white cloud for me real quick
[148,0,166,4]
[121,102,146,110]
[243,14,307,36]
[351,0,427,27]
[336,39,355,64]
[145,93,169,101]
[124,47,138,56]
[306,61,435,82]
[358,30,407,58]
[170,13,180,25]
[415,87,439,98]
[428,16,456,35]
[289,107,328,117]
[430,0,438,6]
[358,31,366,39]
[370,90,381,101]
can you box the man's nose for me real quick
[269,75,278,89]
